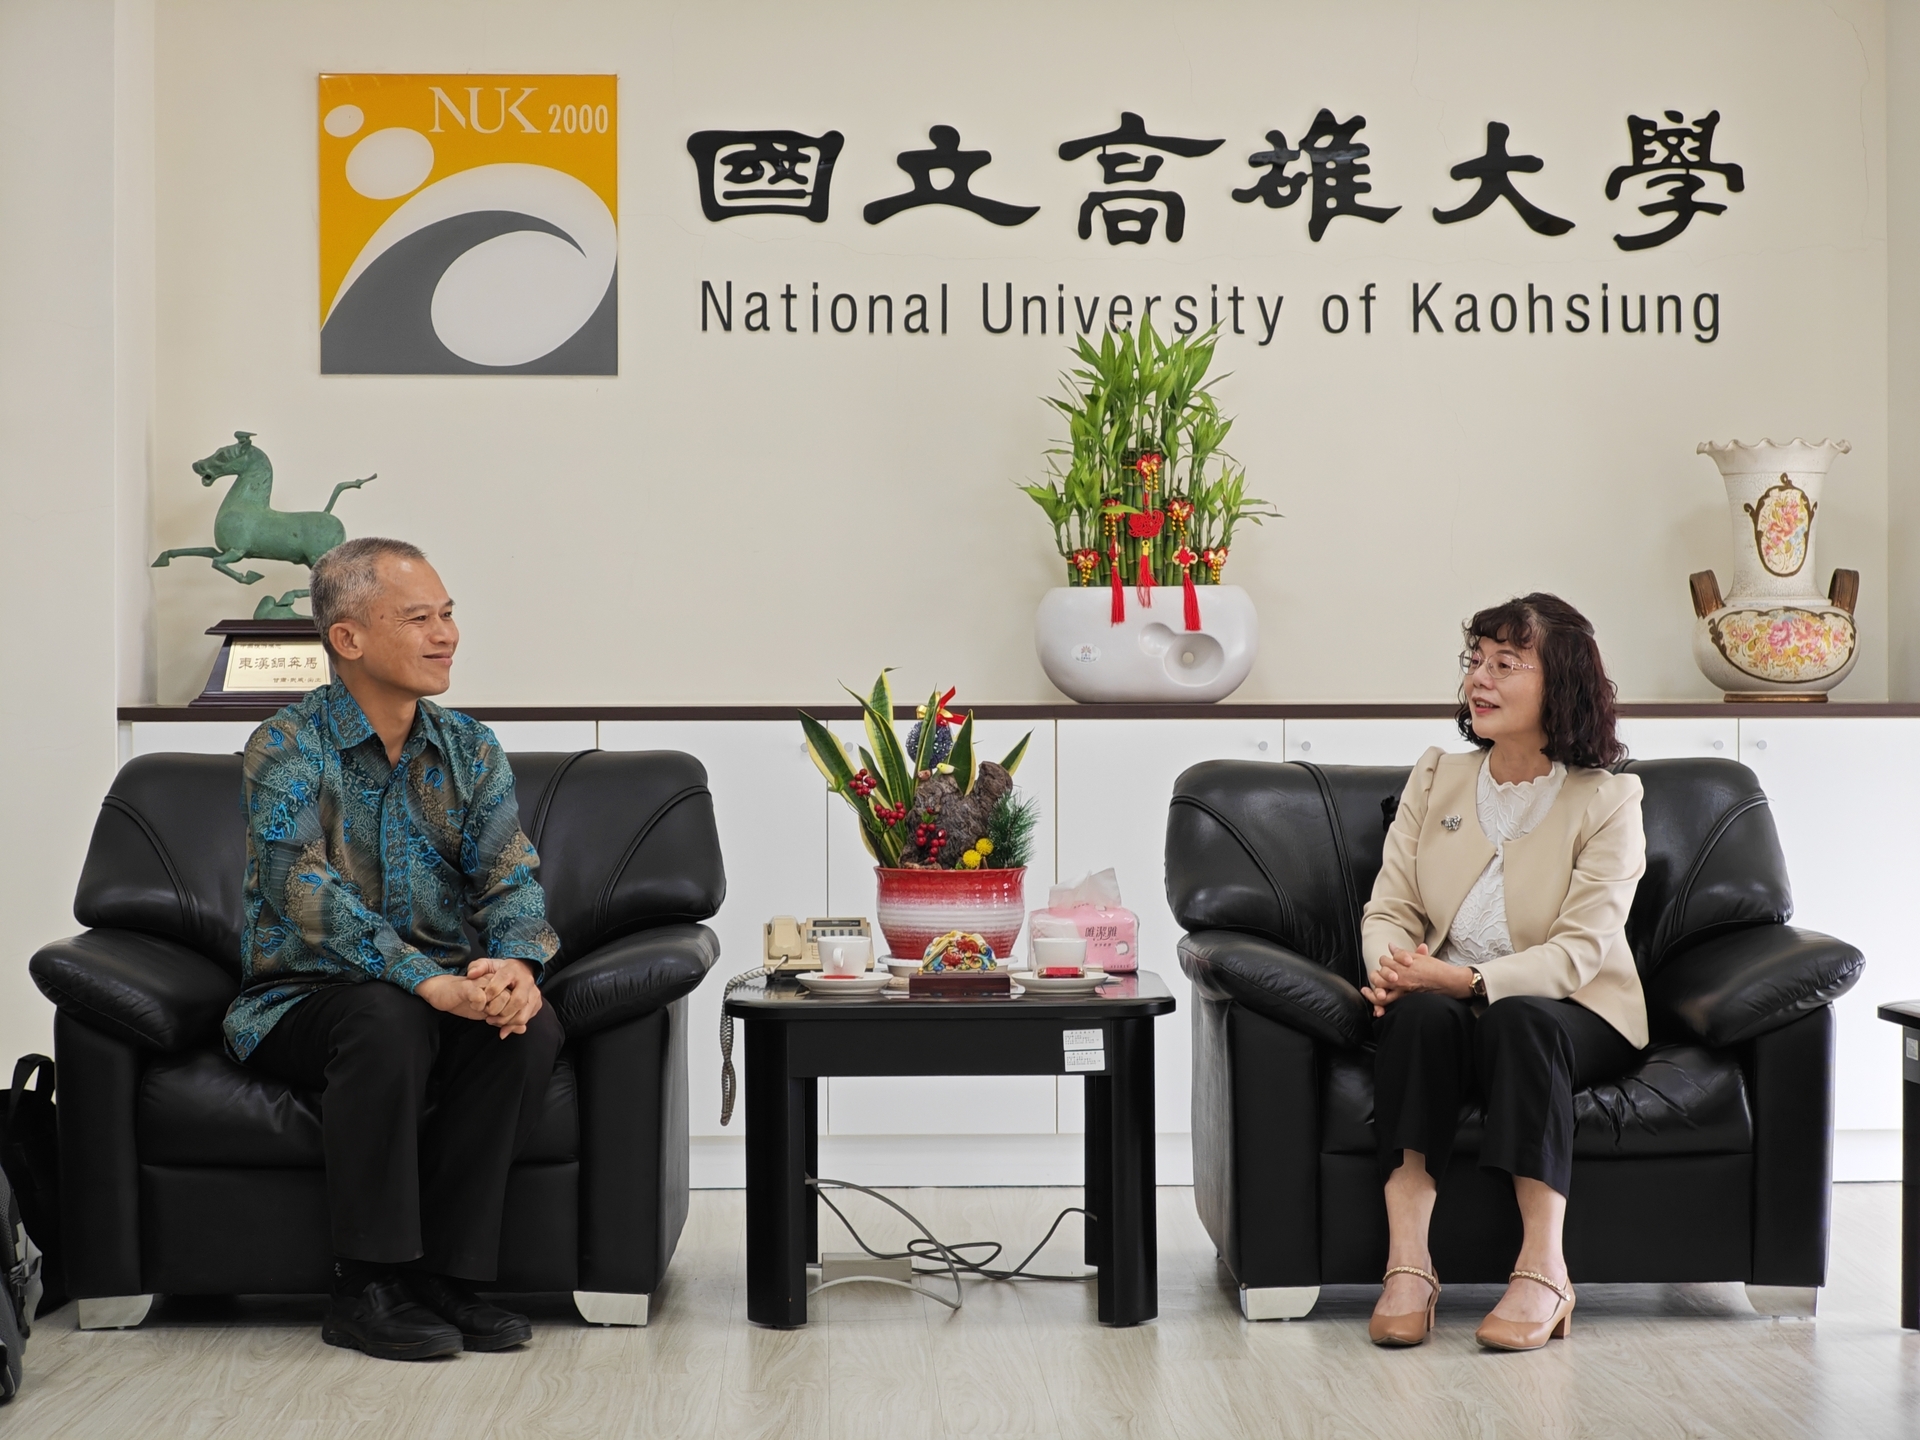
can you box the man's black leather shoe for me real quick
[322,1277,464,1361]
[405,1271,534,1352]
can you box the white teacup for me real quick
[1031,935,1088,972]
[819,936,873,977]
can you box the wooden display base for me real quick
[191,618,331,708]
[1722,692,1830,704]
[908,972,1012,997]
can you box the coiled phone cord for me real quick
[717,964,766,1126]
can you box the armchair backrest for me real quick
[73,746,725,978]
[75,753,250,977]
[507,750,726,964]
[1166,754,1792,987]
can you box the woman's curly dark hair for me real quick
[1455,593,1624,770]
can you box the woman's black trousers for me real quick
[1372,992,1640,1195]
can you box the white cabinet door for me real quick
[1617,716,1738,761]
[1738,718,1920,1131]
[1056,718,1286,1133]
[1283,717,1468,766]
[824,719,1059,1136]
[598,721,827,1139]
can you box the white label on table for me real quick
[1064,1047,1106,1073]
[1064,1029,1103,1051]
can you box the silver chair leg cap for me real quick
[573,1291,650,1326]
[1241,1285,1319,1321]
[77,1295,154,1330]
[1746,1284,1818,1318]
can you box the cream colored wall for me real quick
[1891,0,1920,698]
[0,0,132,1068]
[147,0,1890,707]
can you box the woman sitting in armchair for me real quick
[1361,593,1646,1352]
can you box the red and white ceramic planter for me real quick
[874,866,1027,963]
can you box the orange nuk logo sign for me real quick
[318,74,618,375]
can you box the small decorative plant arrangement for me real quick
[1024,319,1277,703]
[801,671,1037,964]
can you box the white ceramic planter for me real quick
[1035,585,1257,703]
[1691,439,1858,699]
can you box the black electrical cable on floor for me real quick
[807,1175,1096,1312]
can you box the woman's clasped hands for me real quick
[1361,943,1476,1017]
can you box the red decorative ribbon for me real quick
[1127,511,1166,606]
[1176,546,1202,631]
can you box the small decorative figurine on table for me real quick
[909,930,1011,996]
[920,931,998,972]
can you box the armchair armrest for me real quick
[29,929,237,1053]
[544,923,719,1039]
[1178,930,1369,1050]
[1645,923,1863,1048]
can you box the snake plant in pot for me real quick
[801,670,1036,961]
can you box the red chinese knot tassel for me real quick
[1136,548,1156,605]
[1176,546,1202,631]
[1109,541,1125,625]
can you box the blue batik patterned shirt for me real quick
[224,683,560,1061]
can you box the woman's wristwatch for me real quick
[1468,967,1488,999]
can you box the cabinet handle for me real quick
[1754,739,1768,751]
[1256,740,1269,752]
[1298,740,1312,754]
[1711,739,1725,751]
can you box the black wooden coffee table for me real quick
[1878,999,1919,1330]
[724,970,1176,1328]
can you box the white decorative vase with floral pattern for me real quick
[1690,439,1857,700]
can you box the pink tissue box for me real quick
[1049,904,1138,972]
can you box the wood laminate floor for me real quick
[7,1184,1916,1439]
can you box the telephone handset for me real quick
[762,915,872,973]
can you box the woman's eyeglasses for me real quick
[1459,650,1537,682]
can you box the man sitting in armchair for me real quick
[226,536,562,1361]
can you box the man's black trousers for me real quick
[1372,992,1639,1196]
[247,981,564,1279]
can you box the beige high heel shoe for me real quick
[1368,1266,1440,1346]
[1474,1269,1574,1351]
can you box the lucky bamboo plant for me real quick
[1022,317,1278,590]
[800,671,1035,870]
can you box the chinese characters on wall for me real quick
[686,109,1743,250]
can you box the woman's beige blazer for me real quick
[1360,747,1649,1048]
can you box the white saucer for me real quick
[1008,969,1108,995]
[797,971,889,995]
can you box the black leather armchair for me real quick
[1169,757,1863,1320]
[29,748,725,1331]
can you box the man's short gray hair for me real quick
[311,537,427,650]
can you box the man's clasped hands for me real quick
[416,959,545,1037]
[1359,942,1478,1017]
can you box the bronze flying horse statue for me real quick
[153,432,374,619]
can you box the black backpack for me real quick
[0,1058,60,1316]
[0,1156,39,1400]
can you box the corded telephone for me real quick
[761,915,872,973]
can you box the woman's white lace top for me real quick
[1440,756,1568,968]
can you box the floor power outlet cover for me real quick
[819,1252,916,1286]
